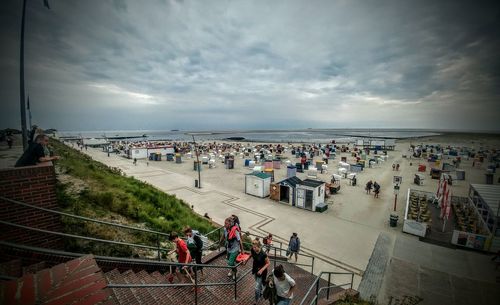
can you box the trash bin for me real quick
[390,213,398,227]
[193,161,201,171]
[486,173,494,184]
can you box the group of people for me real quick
[365,180,381,198]
[141,213,300,304]
[392,163,400,171]
[15,126,60,167]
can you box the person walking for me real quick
[273,265,296,305]
[168,232,193,284]
[263,233,273,254]
[287,233,300,262]
[220,217,242,279]
[243,239,270,305]
[184,227,204,278]
[365,180,373,194]
[373,181,381,198]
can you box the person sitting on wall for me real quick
[15,135,59,167]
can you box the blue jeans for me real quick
[277,296,291,305]
[254,275,263,302]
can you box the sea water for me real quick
[58,129,441,143]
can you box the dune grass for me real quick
[51,139,216,256]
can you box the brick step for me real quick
[136,270,175,304]
[0,254,114,305]
[23,261,46,275]
[122,270,159,305]
[0,259,23,278]
[105,269,139,305]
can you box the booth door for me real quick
[305,190,313,210]
[280,185,290,204]
[297,189,305,208]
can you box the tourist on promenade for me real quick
[133,158,137,165]
[168,232,193,284]
[273,264,296,305]
[242,239,270,305]
[396,163,400,171]
[392,164,396,171]
[184,227,204,277]
[287,233,300,262]
[373,181,381,198]
[15,135,59,167]
[365,180,373,194]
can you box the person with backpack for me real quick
[287,233,300,262]
[184,227,204,277]
[272,264,296,305]
[242,239,270,305]
[221,217,242,279]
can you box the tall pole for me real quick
[192,135,201,188]
[20,0,28,150]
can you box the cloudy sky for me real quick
[0,0,499,132]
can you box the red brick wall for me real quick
[0,163,62,249]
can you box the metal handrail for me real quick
[0,196,170,237]
[0,220,170,253]
[0,239,249,305]
[298,271,355,305]
[0,195,224,259]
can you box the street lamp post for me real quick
[19,0,28,150]
[18,0,50,150]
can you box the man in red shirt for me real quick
[169,232,193,284]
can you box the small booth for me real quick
[270,176,303,206]
[286,165,297,178]
[295,179,326,212]
[403,189,432,237]
[245,172,272,198]
[451,184,500,252]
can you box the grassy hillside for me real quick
[51,139,216,257]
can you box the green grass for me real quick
[51,139,216,257]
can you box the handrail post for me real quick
[273,246,276,269]
[194,267,198,305]
[327,273,331,300]
[311,256,315,274]
[233,267,237,301]
[314,277,320,305]
[351,273,354,289]
[156,233,161,261]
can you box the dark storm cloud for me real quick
[0,0,499,131]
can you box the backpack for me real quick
[190,230,208,250]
